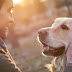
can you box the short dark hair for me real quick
[0,0,6,9]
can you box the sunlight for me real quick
[40,0,46,2]
[13,0,23,4]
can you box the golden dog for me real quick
[38,18,72,72]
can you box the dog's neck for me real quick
[47,54,67,72]
[53,55,66,72]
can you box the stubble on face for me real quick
[0,0,13,40]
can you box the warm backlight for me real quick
[13,0,23,4]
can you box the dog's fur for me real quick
[38,18,72,72]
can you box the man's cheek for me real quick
[6,27,8,37]
[0,21,8,28]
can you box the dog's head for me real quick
[38,18,72,57]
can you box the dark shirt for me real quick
[0,38,21,72]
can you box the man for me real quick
[0,0,21,72]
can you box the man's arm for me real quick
[0,49,22,72]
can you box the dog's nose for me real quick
[38,29,48,35]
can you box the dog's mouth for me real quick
[41,42,65,57]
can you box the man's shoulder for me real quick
[0,49,21,72]
[0,48,6,55]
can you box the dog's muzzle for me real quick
[38,29,65,57]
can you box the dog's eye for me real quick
[61,25,69,30]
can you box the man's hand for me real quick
[66,43,72,63]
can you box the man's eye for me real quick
[61,25,69,30]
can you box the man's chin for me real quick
[0,33,7,40]
[0,28,8,40]
[0,35,7,40]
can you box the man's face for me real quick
[0,0,14,40]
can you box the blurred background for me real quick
[5,0,72,72]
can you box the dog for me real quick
[38,18,72,72]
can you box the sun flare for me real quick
[13,0,23,4]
